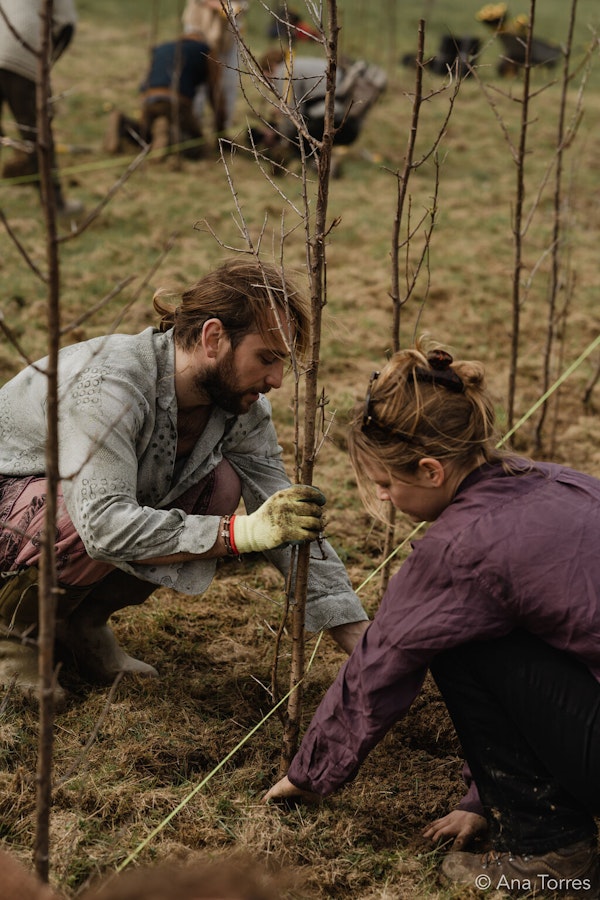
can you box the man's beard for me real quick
[196,348,266,415]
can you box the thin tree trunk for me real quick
[391,20,425,352]
[507,0,535,431]
[583,354,600,410]
[380,21,425,595]
[34,0,61,883]
[279,0,338,772]
[534,0,577,452]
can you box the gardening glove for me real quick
[231,485,326,554]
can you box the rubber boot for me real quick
[149,115,171,163]
[0,567,66,706]
[2,147,83,218]
[2,148,37,181]
[103,109,125,154]
[62,569,159,684]
[56,197,84,220]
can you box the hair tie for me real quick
[414,349,464,393]
[427,349,454,371]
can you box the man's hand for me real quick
[423,810,488,849]
[232,485,325,554]
[263,775,320,805]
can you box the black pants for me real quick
[0,68,65,205]
[430,630,600,855]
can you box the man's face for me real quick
[200,328,289,415]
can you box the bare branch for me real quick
[0,310,38,366]
[57,145,151,243]
[0,208,49,283]
[59,277,136,336]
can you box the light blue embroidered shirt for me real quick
[0,328,366,631]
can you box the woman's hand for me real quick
[262,775,320,805]
[423,810,487,849]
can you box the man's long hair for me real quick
[153,258,310,360]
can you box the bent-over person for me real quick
[265,339,600,898]
[0,258,368,703]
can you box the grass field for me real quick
[1,1,599,897]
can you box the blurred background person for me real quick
[104,30,225,161]
[0,0,83,217]
[251,47,386,175]
[80,857,293,900]
[182,0,248,135]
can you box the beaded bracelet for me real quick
[221,514,239,557]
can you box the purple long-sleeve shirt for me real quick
[288,460,600,798]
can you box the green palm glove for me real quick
[231,485,326,554]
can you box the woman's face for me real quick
[365,459,453,522]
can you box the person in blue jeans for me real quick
[104,32,225,160]
[265,339,600,897]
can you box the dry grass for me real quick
[1,2,599,897]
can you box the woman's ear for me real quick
[417,457,446,487]
[202,318,224,359]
